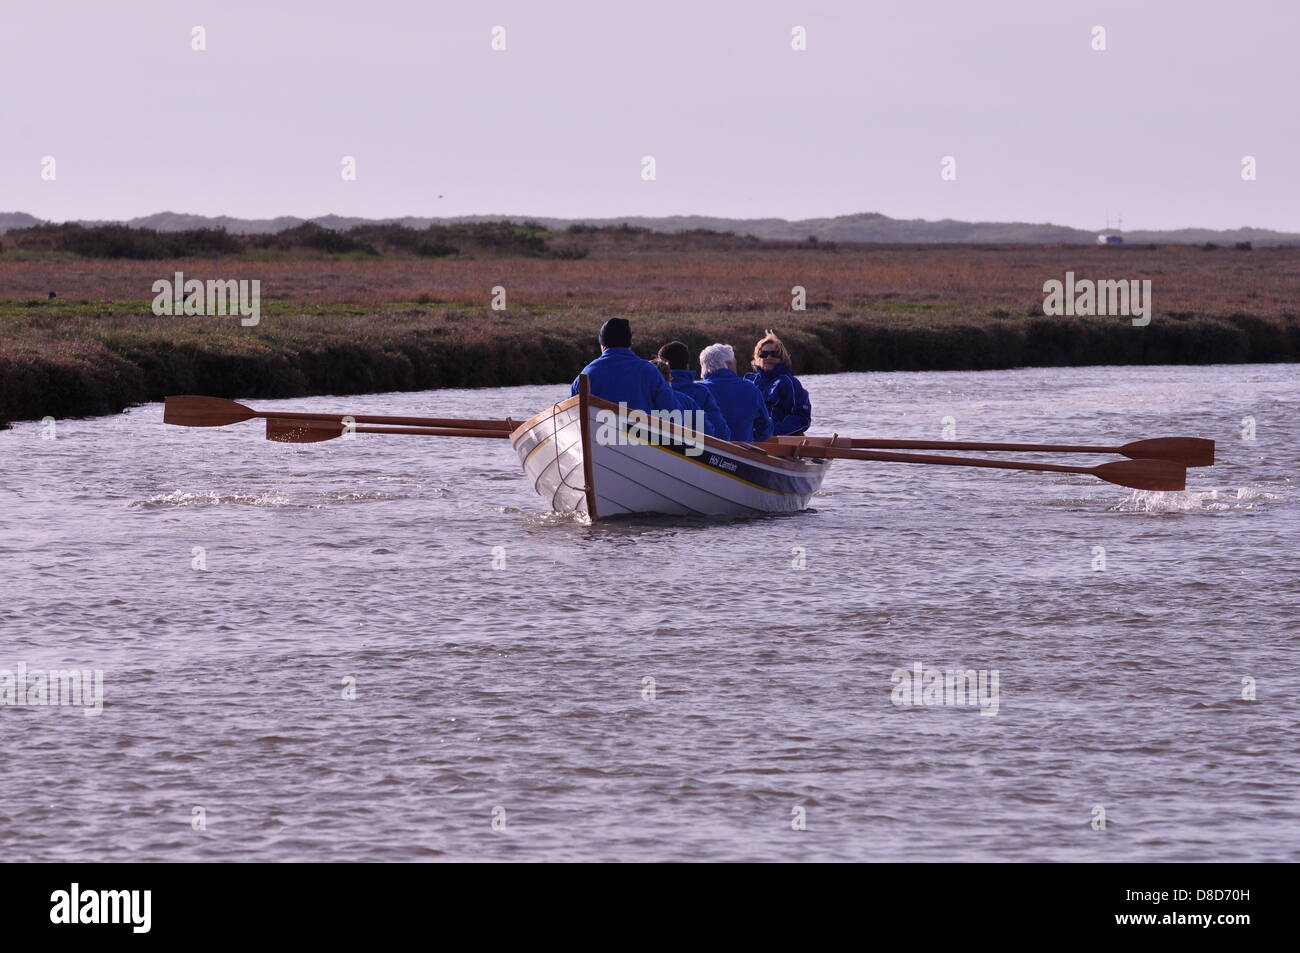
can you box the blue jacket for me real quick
[570,347,678,414]
[669,369,731,440]
[669,388,705,431]
[745,363,812,436]
[699,368,772,443]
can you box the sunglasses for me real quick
[759,350,781,359]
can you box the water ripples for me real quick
[1,365,1297,861]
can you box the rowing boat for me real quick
[510,379,831,520]
[162,391,1205,522]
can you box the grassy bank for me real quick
[2,238,1298,427]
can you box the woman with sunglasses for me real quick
[744,330,812,436]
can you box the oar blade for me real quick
[164,395,258,427]
[265,418,343,443]
[1121,437,1215,467]
[1094,459,1186,491]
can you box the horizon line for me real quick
[3,208,1295,236]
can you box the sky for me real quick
[2,0,1296,231]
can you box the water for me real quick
[1,363,1297,862]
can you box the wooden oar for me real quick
[266,418,511,443]
[761,443,1185,491]
[759,435,1214,467]
[164,395,516,432]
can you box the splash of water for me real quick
[132,490,311,508]
[1109,486,1280,514]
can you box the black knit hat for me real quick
[598,317,632,347]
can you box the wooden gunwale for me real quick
[509,392,824,474]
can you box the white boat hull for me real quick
[510,390,829,520]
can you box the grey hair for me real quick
[699,343,734,375]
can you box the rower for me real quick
[651,357,712,434]
[744,330,811,436]
[697,343,773,443]
[570,317,678,415]
[656,341,731,440]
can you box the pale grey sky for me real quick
[3,0,1296,230]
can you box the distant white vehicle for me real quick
[1097,233,1124,244]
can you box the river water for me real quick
[1,363,1296,862]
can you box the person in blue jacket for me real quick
[744,330,812,436]
[655,341,731,440]
[570,317,677,415]
[697,343,772,443]
[650,358,707,428]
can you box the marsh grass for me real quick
[2,240,1297,426]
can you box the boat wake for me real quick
[133,489,414,509]
[316,490,412,503]
[1109,486,1280,514]
[523,509,589,527]
[132,490,309,509]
